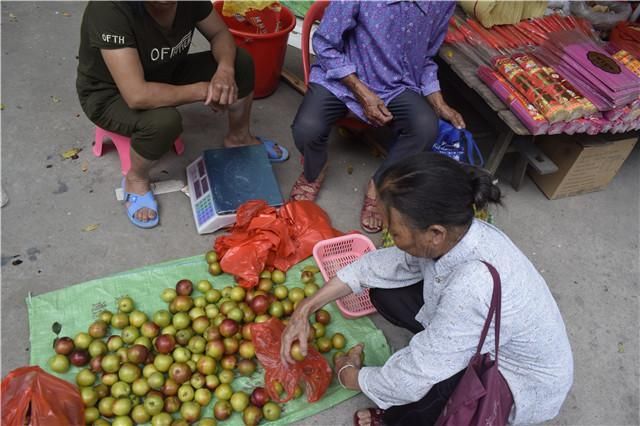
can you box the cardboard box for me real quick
[529,135,638,199]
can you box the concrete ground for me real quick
[1,2,639,425]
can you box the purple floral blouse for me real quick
[309,1,455,121]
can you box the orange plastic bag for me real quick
[251,318,333,403]
[1,366,84,426]
[214,200,341,288]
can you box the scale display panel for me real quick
[186,145,283,234]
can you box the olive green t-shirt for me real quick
[76,1,212,104]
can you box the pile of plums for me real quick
[48,251,347,425]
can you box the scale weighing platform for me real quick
[186,145,283,234]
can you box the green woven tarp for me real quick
[27,255,391,425]
[281,0,313,18]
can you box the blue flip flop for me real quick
[258,136,289,163]
[121,177,159,229]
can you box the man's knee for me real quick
[140,107,183,138]
[235,48,255,98]
[132,108,182,160]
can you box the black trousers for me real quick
[369,282,465,426]
[291,83,439,182]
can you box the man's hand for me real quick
[196,9,238,110]
[205,66,238,111]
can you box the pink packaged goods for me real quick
[532,30,640,110]
[547,121,567,135]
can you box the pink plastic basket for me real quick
[312,234,377,319]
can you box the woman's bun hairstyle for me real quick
[376,153,501,230]
[465,165,502,210]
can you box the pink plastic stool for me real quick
[92,126,185,175]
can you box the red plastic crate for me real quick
[312,234,377,319]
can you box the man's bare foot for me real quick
[124,174,156,222]
[224,135,283,158]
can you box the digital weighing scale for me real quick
[186,145,283,234]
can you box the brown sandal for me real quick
[360,193,382,233]
[290,172,323,201]
[353,408,385,426]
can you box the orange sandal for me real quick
[290,172,323,201]
[354,408,385,426]
[360,193,382,233]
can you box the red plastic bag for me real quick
[251,318,333,403]
[1,366,84,426]
[214,200,341,288]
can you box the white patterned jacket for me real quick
[337,219,573,424]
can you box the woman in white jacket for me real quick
[281,152,573,426]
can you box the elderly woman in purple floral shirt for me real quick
[290,1,464,233]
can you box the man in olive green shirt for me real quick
[77,1,288,229]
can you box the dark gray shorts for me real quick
[79,49,254,160]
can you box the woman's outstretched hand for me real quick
[280,309,311,365]
[279,276,354,364]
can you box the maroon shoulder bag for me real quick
[435,261,514,426]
